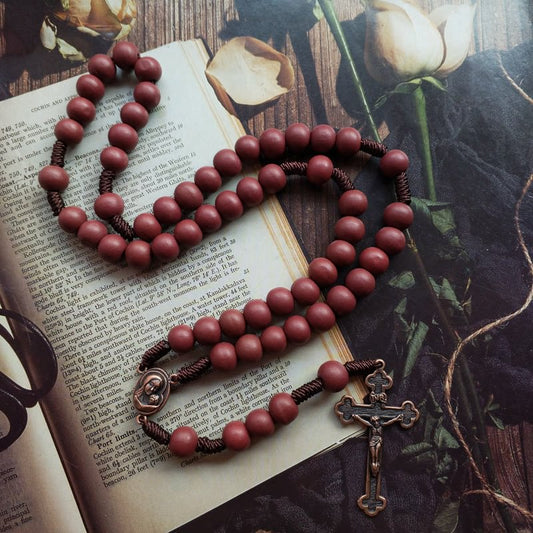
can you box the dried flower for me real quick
[40,0,137,61]
[364,0,475,85]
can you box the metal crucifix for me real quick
[334,361,419,516]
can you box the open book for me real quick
[0,40,366,532]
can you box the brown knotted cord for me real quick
[359,139,387,158]
[138,339,171,372]
[98,169,116,194]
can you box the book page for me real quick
[0,40,365,531]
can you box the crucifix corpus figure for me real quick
[334,360,419,517]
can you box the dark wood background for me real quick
[1,1,531,530]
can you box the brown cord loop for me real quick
[394,171,412,204]
[360,139,387,157]
[139,417,170,445]
[331,168,354,192]
[175,357,211,384]
[138,340,171,371]
[280,161,307,176]
[196,437,226,454]
[109,214,136,241]
[98,169,116,194]
[344,358,382,376]
[47,191,65,216]
[50,140,67,167]
[291,378,324,405]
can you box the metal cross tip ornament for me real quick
[334,359,419,517]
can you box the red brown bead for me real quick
[134,81,161,111]
[334,216,365,244]
[305,302,336,332]
[213,149,242,177]
[291,277,320,305]
[169,426,198,457]
[168,324,195,352]
[245,409,275,437]
[209,342,238,370]
[222,421,251,451]
[215,190,244,221]
[76,74,105,102]
[338,189,368,216]
[317,360,349,392]
[308,257,338,287]
[335,127,362,157]
[326,286,356,315]
[194,166,222,194]
[285,123,310,153]
[243,299,272,330]
[134,56,162,82]
[258,164,287,194]
[94,192,124,219]
[260,326,287,353]
[108,123,138,153]
[66,97,96,126]
[58,206,87,233]
[88,53,116,83]
[151,233,180,262]
[266,287,295,315]
[111,41,139,70]
[236,177,264,207]
[235,334,263,362]
[326,240,356,267]
[306,155,333,185]
[283,315,311,345]
[380,149,409,178]
[54,118,84,145]
[235,135,260,161]
[174,219,203,247]
[310,124,336,153]
[269,392,298,425]
[100,146,128,172]
[375,226,406,255]
[345,268,376,297]
[120,102,149,130]
[219,309,246,338]
[194,204,222,233]
[193,316,221,345]
[153,196,182,225]
[77,220,107,248]
[97,234,127,263]
[125,240,151,269]
[383,202,414,230]
[358,247,390,275]
[259,128,286,159]
[174,181,203,211]
[38,165,69,192]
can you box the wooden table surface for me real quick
[1,1,532,531]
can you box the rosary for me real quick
[39,41,419,516]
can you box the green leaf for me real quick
[434,425,460,450]
[422,76,447,92]
[432,499,460,533]
[388,270,416,290]
[401,442,433,456]
[488,412,505,430]
[311,0,324,21]
[403,320,429,379]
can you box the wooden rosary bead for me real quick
[359,247,390,275]
[209,342,238,370]
[151,233,180,262]
[38,165,69,192]
[235,334,263,362]
[317,360,349,392]
[245,409,275,436]
[174,181,203,211]
[338,189,368,216]
[383,202,414,230]
[194,204,222,233]
[153,196,182,226]
[100,146,128,172]
[108,123,139,153]
[283,315,312,345]
[306,155,333,185]
[306,302,336,332]
[345,268,376,297]
[268,392,298,424]
[215,190,244,221]
[169,426,198,457]
[76,74,105,103]
[234,135,260,161]
[266,287,295,315]
[173,219,203,247]
[375,226,407,255]
[193,317,221,345]
[111,41,139,70]
[94,192,124,219]
[284,123,310,153]
[218,309,246,338]
[236,177,264,207]
[380,149,409,178]
[194,166,222,194]
[213,148,242,177]
[58,206,87,233]
[77,220,108,248]
[134,56,162,82]
[310,124,336,153]
[258,164,287,194]
[335,216,365,244]
[87,53,116,84]
[168,324,195,353]
[335,127,362,157]
[98,234,127,263]
[125,240,151,269]
[134,81,161,111]
[120,102,149,130]
[326,240,356,267]
[260,326,287,353]
[66,97,96,126]
[326,285,357,315]
[308,257,338,287]
[222,421,251,451]
[54,118,84,145]
[259,128,286,159]
[291,277,320,306]
[243,299,272,330]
